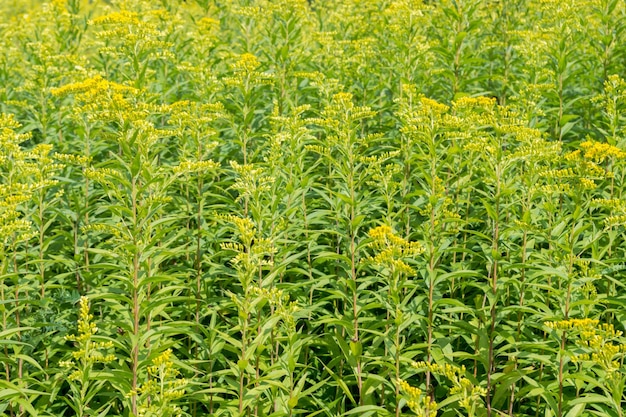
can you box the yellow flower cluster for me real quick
[55,153,92,167]
[1,114,31,154]
[605,213,626,229]
[196,16,219,33]
[304,144,331,156]
[250,238,275,255]
[604,74,626,97]
[413,361,485,413]
[567,322,626,383]
[0,113,61,242]
[90,10,141,26]
[233,5,264,19]
[538,167,577,179]
[84,167,124,186]
[578,177,597,189]
[51,75,137,101]
[89,7,175,62]
[63,297,115,378]
[462,136,497,156]
[580,139,626,163]
[148,349,181,379]
[451,377,487,411]
[364,159,402,190]
[510,129,561,161]
[136,349,186,417]
[385,0,429,17]
[452,96,496,112]
[69,296,97,342]
[220,241,245,253]
[229,161,275,204]
[319,92,376,126]
[397,379,437,417]
[537,142,612,194]
[367,225,423,276]
[264,0,310,16]
[419,97,449,117]
[168,100,225,131]
[545,318,599,331]
[80,223,123,239]
[224,53,273,87]
[219,213,256,247]
[591,198,626,211]
[173,160,220,175]
[371,228,405,249]
[217,213,276,276]
[252,287,285,306]
[414,361,464,380]
[141,194,172,208]
[564,149,580,161]
[1,194,31,207]
[233,53,261,72]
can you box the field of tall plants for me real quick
[2,0,626,416]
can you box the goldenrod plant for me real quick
[60,296,115,417]
[135,349,187,417]
[4,1,626,416]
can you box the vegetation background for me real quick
[2,0,626,416]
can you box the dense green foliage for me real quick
[3,0,626,416]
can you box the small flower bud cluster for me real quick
[413,361,486,413]
[174,160,219,176]
[63,297,115,380]
[366,225,423,276]
[545,318,599,331]
[136,349,186,417]
[396,379,438,417]
[229,161,275,204]
[251,287,299,329]
[558,320,626,384]
[224,53,274,87]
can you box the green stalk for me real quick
[131,175,140,416]
[486,163,501,417]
